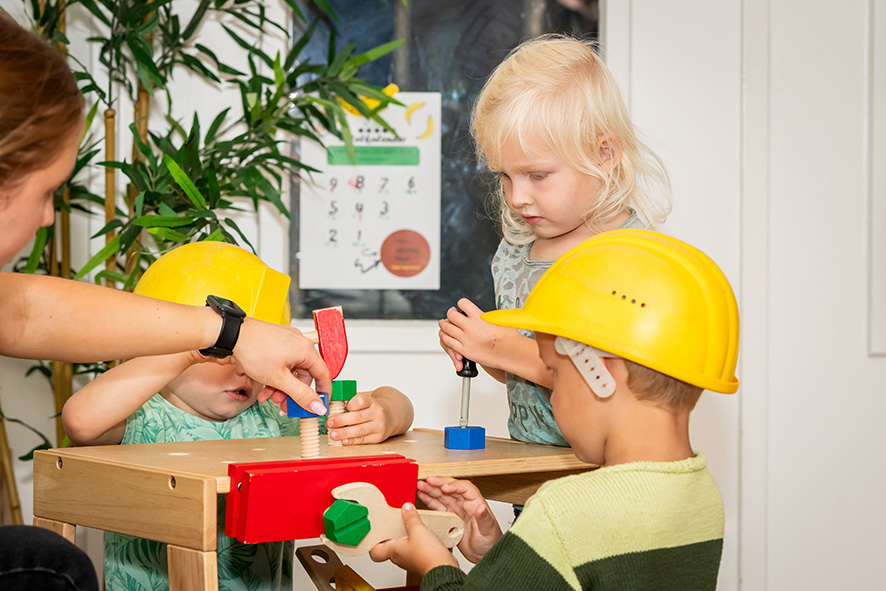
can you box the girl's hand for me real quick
[368,503,459,575]
[418,476,503,564]
[438,298,513,372]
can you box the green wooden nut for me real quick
[323,499,370,546]
[331,380,357,402]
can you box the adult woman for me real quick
[0,13,328,590]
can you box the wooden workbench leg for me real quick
[168,545,218,591]
[34,516,76,544]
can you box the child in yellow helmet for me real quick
[371,229,739,591]
[62,242,414,591]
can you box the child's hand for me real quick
[418,476,503,564]
[326,386,414,445]
[438,298,511,372]
[326,393,388,445]
[368,502,459,575]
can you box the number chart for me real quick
[298,92,441,290]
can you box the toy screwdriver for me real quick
[457,357,478,427]
[444,310,486,449]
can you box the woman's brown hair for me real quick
[0,12,84,188]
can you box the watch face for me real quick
[208,295,246,318]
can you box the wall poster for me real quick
[298,92,441,290]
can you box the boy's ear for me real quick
[595,134,623,174]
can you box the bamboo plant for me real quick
[5,0,401,467]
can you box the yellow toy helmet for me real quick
[134,241,291,326]
[482,229,739,393]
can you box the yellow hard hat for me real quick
[482,229,739,393]
[134,241,291,325]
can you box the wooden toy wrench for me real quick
[320,481,464,557]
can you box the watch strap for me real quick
[199,295,246,359]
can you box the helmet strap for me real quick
[554,336,616,398]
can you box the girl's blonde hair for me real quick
[471,34,671,245]
[0,13,84,190]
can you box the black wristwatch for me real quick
[199,295,246,359]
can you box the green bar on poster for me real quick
[326,146,420,166]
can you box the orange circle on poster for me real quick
[380,230,431,277]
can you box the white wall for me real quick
[609,1,886,589]
[3,0,885,589]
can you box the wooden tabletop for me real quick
[38,428,592,494]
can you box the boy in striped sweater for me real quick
[370,230,740,590]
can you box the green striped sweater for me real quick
[422,453,723,591]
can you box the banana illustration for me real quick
[339,83,399,117]
[418,115,434,140]
[405,101,425,123]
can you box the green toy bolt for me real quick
[323,498,370,546]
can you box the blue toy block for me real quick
[287,392,329,418]
[444,425,486,450]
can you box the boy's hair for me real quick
[0,13,84,189]
[471,34,671,245]
[622,360,704,413]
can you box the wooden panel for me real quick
[168,545,218,591]
[33,516,76,543]
[33,452,216,550]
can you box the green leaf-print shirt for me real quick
[104,394,300,591]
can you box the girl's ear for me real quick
[595,134,623,174]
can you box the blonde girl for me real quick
[439,34,671,447]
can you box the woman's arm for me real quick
[0,273,331,410]
[62,352,195,446]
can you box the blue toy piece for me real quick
[287,392,329,418]
[444,425,486,450]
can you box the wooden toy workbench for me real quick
[33,428,593,591]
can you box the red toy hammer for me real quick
[304,306,348,379]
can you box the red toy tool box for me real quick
[225,454,418,543]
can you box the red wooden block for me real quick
[225,455,417,543]
[313,307,348,379]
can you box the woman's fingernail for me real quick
[310,400,327,415]
[330,430,339,440]
[402,502,415,511]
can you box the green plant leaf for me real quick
[163,154,207,209]
[132,215,193,228]
[223,218,255,251]
[348,38,405,70]
[204,228,225,241]
[90,219,124,239]
[182,0,212,39]
[147,227,190,241]
[23,227,51,274]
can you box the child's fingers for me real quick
[456,297,484,317]
[328,421,373,445]
[344,394,371,412]
[416,489,449,513]
[440,479,483,499]
[368,538,397,563]
[425,475,458,487]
